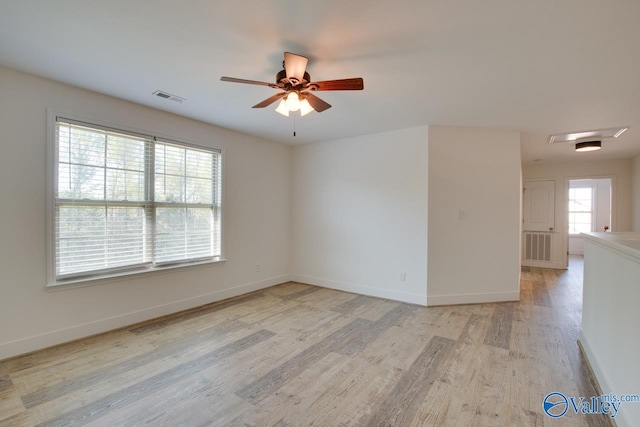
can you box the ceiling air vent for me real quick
[152,90,186,104]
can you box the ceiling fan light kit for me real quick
[275,99,289,116]
[299,98,314,116]
[285,91,301,111]
[221,52,364,117]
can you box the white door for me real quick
[523,180,555,232]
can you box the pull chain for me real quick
[293,116,297,137]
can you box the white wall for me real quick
[581,233,640,427]
[427,126,522,305]
[523,159,633,267]
[633,155,640,232]
[290,127,429,305]
[0,66,291,359]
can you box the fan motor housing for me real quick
[277,69,310,86]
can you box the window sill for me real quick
[47,258,227,291]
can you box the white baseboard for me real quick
[290,274,427,306]
[521,260,566,269]
[578,332,626,427]
[426,291,520,306]
[0,275,289,361]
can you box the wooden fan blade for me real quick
[305,93,331,112]
[252,92,286,108]
[221,76,278,88]
[284,52,308,83]
[311,78,364,91]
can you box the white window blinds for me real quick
[54,118,222,280]
[154,141,221,264]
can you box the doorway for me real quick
[567,178,612,256]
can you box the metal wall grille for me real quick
[524,232,552,262]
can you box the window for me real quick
[568,187,593,234]
[51,116,222,284]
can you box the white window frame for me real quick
[568,185,594,235]
[46,109,225,287]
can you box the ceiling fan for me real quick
[220,52,364,116]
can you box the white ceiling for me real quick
[2,0,640,164]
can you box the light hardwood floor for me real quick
[0,258,613,426]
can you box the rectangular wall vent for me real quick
[152,90,186,104]
[523,232,552,262]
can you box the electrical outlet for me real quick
[255,263,261,272]
[400,272,406,282]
